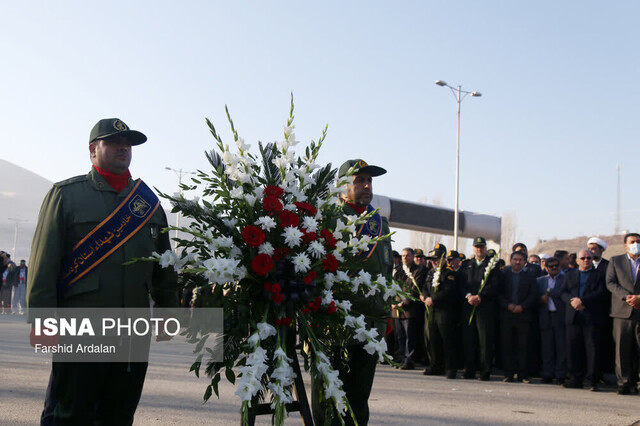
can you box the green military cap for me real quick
[473,236,487,247]
[89,118,147,146]
[446,250,459,260]
[487,249,497,258]
[414,248,425,258]
[428,243,447,259]
[459,253,466,260]
[338,159,387,178]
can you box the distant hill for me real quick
[531,234,627,260]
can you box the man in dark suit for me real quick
[499,251,537,383]
[562,249,607,390]
[537,257,567,384]
[606,233,640,394]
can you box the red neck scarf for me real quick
[93,165,131,192]
[345,200,367,215]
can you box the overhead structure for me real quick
[372,195,501,244]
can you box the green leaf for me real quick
[203,385,212,403]
[212,373,221,398]
[194,333,210,353]
[225,367,236,385]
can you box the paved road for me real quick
[2,313,640,425]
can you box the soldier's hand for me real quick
[425,297,434,307]
[541,294,549,304]
[468,295,481,306]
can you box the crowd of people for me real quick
[1,250,28,315]
[389,235,640,395]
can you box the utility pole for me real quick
[615,164,621,235]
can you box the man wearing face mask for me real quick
[606,233,640,394]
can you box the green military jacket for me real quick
[27,168,178,320]
[340,203,394,338]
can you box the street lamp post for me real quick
[8,218,28,260]
[435,80,482,251]
[165,167,195,250]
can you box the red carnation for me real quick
[264,185,285,198]
[279,210,300,228]
[263,196,284,214]
[273,292,284,304]
[271,282,282,294]
[322,253,339,273]
[273,248,290,261]
[294,201,317,216]
[302,230,317,243]
[275,317,292,326]
[320,229,337,249]
[241,225,265,248]
[327,301,337,315]
[302,307,310,314]
[303,270,317,285]
[251,254,274,276]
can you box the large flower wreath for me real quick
[151,96,404,425]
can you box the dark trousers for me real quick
[394,318,417,364]
[540,312,567,380]
[462,303,495,377]
[501,318,529,378]
[311,345,377,426]
[426,309,457,373]
[44,361,147,425]
[613,317,640,388]
[566,317,601,386]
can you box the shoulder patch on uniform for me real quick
[54,174,88,188]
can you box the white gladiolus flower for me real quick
[334,220,347,234]
[230,187,244,199]
[292,253,311,273]
[335,271,350,283]
[274,347,293,363]
[282,227,303,248]
[336,299,352,312]
[363,338,388,361]
[257,322,277,340]
[383,281,402,301]
[324,273,336,289]
[244,193,256,206]
[158,250,176,268]
[202,257,241,284]
[247,333,260,347]
[235,137,251,151]
[334,240,348,253]
[222,218,238,229]
[322,290,334,306]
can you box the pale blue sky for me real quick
[2,1,639,251]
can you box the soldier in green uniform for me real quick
[27,118,178,425]
[312,159,393,426]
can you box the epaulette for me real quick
[54,174,88,188]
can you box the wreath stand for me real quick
[246,323,314,425]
